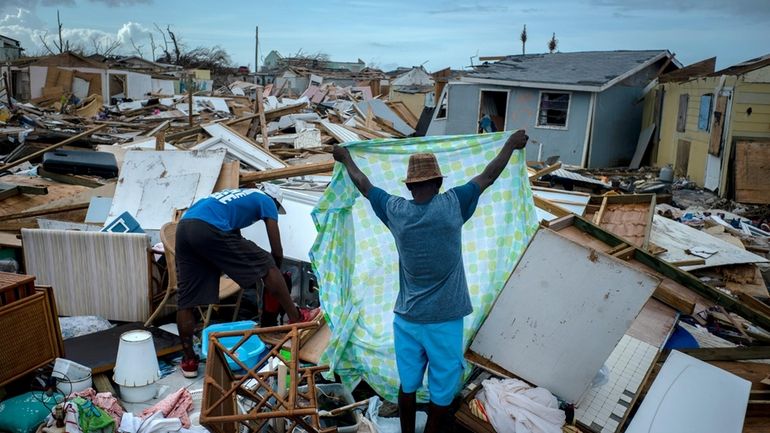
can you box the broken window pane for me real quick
[698,94,713,131]
[537,92,570,128]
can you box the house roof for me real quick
[710,53,770,77]
[463,50,676,92]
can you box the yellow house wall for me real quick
[653,78,721,185]
[652,66,770,191]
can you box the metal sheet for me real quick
[320,120,360,143]
[531,186,590,216]
[651,215,768,271]
[469,228,659,403]
[107,149,225,230]
[198,123,285,170]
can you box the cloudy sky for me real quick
[1,0,768,72]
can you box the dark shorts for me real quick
[175,218,275,309]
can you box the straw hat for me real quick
[403,153,445,184]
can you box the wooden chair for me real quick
[144,222,244,329]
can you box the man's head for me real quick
[404,153,444,198]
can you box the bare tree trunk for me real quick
[167,25,181,63]
[56,10,64,53]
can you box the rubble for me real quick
[0,51,769,433]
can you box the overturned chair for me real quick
[145,221,244,328]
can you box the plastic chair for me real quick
[144,222,244,328]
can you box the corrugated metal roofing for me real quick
[465,50,667,88]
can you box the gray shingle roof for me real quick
[466,50,668,88]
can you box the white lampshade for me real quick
[113,330,160,387]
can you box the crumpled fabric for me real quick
[310,132,539,402]
[45,400,80,433]
[119,412,208,433]
[139,388,193,428]
[476,378,565,433]
[71,388,124,426]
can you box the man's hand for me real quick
[332,145,350,162]
[507,129,529,150]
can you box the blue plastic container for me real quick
[201,320,268,372]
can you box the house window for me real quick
[435,91,448,119]
[536,92,570,128]
[698,94,713,131]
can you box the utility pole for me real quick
[254,26,259,85]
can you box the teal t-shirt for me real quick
[368,182,481,323]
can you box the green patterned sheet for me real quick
[310,132,539,402]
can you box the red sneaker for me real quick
[180,357,199,378]
[290,307,321,324]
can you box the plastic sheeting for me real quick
[310,132,539,401]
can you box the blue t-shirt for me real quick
[182,188,279,232]
[368,182,481,323]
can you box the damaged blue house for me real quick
[427,50,680,167]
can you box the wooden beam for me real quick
[256,87,269,150]
[533,195,571,218]
[239,161,335,184]
[652,282,696,315]
[0,125,107,172]
[528,162,562,181]
[37,168,104,188]
[659,346,770,362]
[0,202,90,222]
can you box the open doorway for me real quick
[109,73,127,103]
[478,90,508,133]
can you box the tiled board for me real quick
[576,335,658,433]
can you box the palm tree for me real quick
[520,25,528,55]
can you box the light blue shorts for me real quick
[393,314,465,406]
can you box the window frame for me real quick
[535,90,571,130]
[698,93,713,132]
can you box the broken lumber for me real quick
[0,202,90,222]
[659,346,770,362]
[0,125,107,172]
[239,161,335,184]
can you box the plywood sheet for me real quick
[626,351,750,433]
[468,228,660,403]
[734,141,770,204]
[107,150,225,230]
[651,215,768,271]
[597,202,652,249]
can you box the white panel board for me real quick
[126,71,153,100]
[107,149,225,230]
[242,188,320,262]
[531,187,590,216]
[198,123,285,170]
[137,173,200,229]
[651,214,768,270]
[469,229,659,403]
[626,351,750,433]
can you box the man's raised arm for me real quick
[332,145,373,197]
[471,129,528,193]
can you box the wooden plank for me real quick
[255,87,269,150]
[37,168,105,188]
[734,141,770,205]
[0,202,90,222]
[213,160,240,192]
[653,281,696,315]
[297,320,331,364]
[709,95,727,155]
[675,139,691,178]
[239,161,335,184]
[528,162,562,181]
[532,195,571,218]
[737,293,770,318]
[0,125,107,172]
[659,346,770,362]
